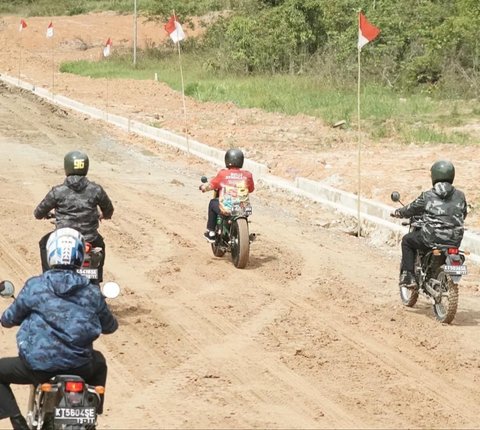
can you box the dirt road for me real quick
[0,82,479,429]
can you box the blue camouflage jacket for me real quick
[1,269,118,372]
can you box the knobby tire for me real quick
[231,218,249,269]
[433,270,459,324]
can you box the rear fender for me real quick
[84,248,103,268]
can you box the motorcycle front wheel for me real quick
[399,284,419,307]
[230,218,249,269]
[211,240,226,257]
[433,271,459,324]
[211,222,226,257]
[399,261,419,307]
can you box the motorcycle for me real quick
[43,213,104,284]
[391,192,467,324]
[76,242,103,284]
[200,176,256,269]
[0,280,119,429]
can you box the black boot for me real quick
[10,414,29,430]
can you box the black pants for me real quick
[0,350,107,419]
[207,199,220,231]
[39,232,106,283]
[401,230,430,273]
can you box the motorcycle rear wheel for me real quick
[41,412,54,430]
[231,218,249,269]
[433,271,458,324]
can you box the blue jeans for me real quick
[207,199,220,231]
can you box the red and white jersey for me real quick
[210,168,255,214]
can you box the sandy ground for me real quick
[0,12,479,430]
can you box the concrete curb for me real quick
[2,72,480,262]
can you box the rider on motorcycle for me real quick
[391,160,467,287]
[34,150,114,282]
[200,148,255,242]
[0,228,118,430]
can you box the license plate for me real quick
[54,407,96,424]
[444,265,467,275]
[77,268,98,279]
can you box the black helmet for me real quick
[64,150,89,176]
[225,148,244,168]
[431,160,455,185]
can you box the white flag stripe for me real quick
[358,32,369,50]
[170,21,185,43]
[46,23,54,38]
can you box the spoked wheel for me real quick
[399,261,419,307]
[399,284,419,307]
[230,218,250,269]
[433,271,459,324]
[211,239,226,257]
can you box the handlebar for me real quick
[0,281,15,298]
[199,176,210,192]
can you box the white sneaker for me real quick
[203,231,215,243]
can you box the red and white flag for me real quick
[46,21,54,38]
[19,19,27,32]
[164,15,185,43]
[358,12,380,50]
[103,38,112,57]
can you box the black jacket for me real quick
[397,182,467,248]
[34,176,114,241]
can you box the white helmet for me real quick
[46,228,85,269]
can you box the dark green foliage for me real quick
[196,0,480,95]
[4,0,480,95]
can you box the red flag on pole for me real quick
[358,13,380,50]
[164,15,185,43]
[103,38,112,57]
[46,21,54,38]
[19,19,27,32]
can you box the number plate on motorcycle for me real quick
[77,268,98,279]
[444,265,467,275]
[54,407,96,424]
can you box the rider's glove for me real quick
[390,209,402,218]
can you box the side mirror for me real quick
[0,281,15,298]
[201,176,208,183]
[101,282,120,299]
[391,191,401,202]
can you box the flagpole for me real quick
[51,33,55,102]
[173,10,190,154]
[133,0,137,66]
[18,28,23,85]
[357,13,362,239]
[106,77,109,122]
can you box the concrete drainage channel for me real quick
[3,72,480,263]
